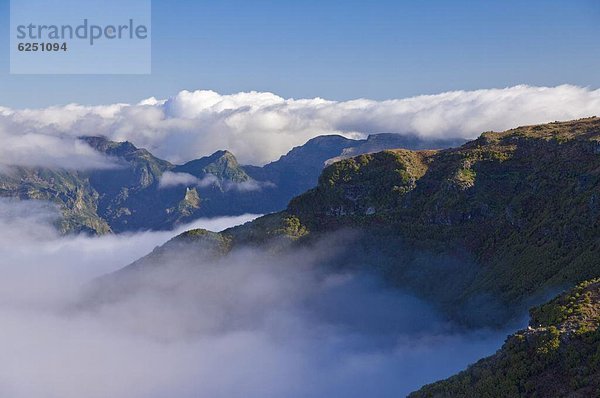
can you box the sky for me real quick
[0,0,599,107]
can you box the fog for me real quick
[0,199,259,305]
[0,199,511,397]
[159,171,275,192]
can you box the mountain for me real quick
[410,278,600,397]
[243,135,357,210]
[0,166,111,234]
[0,133,453,233]
[67,138,274,232]
[245,133,463,211]
[81,137,179,232]
[88,117,600,394]
[130,117,600,327]
[174,150,251,183]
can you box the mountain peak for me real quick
[80,136,173,170]
[174,150,250,182]
[80,136,138,156]
[206,149,236,161]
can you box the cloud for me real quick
[158,171,206,189]
[0,131,117,170]
[223,179,276,192]
[2,85,600,168]
[0,199,514,398]
[159,171,275,191]
[0,198,259,305]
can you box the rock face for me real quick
[410,279,600,398]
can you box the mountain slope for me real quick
[81,137,179,231]
[0,166,110,234]
[168,117,600,326]
[410,278,600,397]
[287,118,600,310]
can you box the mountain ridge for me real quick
[0,132,454,233]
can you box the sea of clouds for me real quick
[2,84,600,169]
[0,199,513,398]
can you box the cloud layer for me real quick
[0,198,259,305]
[2,85,600,168]
[0,199,513,398]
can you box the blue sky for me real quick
[0,0,598,107]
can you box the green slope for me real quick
[410,278,600,397]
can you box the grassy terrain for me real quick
[410,279,600,397]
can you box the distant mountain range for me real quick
[0,133,461,234]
